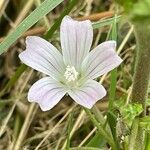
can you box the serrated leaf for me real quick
[120,103,143,126]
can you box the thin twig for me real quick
[0,103,16,137]
[76,11,114,21]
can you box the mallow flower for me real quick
[19,16,122,111]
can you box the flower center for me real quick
[64,65,78,82]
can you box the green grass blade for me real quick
[107,15,120,149]
[92,15,121,29]
[87,133,106,148]
[0,0,64,55]
[84,108,116,149]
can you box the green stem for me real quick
[84,108,116,150]
[131,22,150,114]
[109,69,117,109]
[130,22,150,150]
[128,117,139,150]
[145,133,150,150]
[92,106,105,124]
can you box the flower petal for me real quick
[82,41,122,79]
[68,80,106,109]
[28,77,67,111]
[19,36,65,80]
[60,16,93,70]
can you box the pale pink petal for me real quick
[60,16,93,70]
[19,36,65,80]
[82,41,122,79]
[68,80,106,109]
[28,77,66,111]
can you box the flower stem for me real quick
[130,22,150,150]
[84,108,116,150]
[131,22,150,114]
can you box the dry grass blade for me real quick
[117,26,134,54]
[14,103,38,150]
[79,127,97,147]
[0,0,9,18]
[0,103,16,137]
[35,104,77,150]
[61,110,85,149]
[14,0,35,26]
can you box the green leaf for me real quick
[87,132,106,148]
[0,0,64,55]
[120,103,143,126]
[107,112,121,149]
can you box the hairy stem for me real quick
[131,22,150,113]
[131,22,150,150]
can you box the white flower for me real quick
[19,16,122,111]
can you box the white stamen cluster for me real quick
[64,65,78,82]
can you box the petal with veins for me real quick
[19,36,65,80]
[68,80,106,109]
[82,41,122,79]
[28,77,67,111]
[60,16,93,70]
